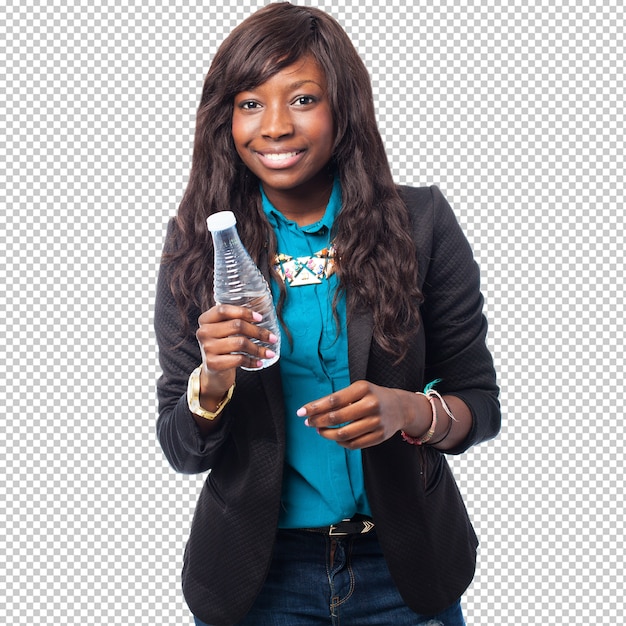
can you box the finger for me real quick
[202,335,277,370]
[203,349,266,372]
[199,304,262,325]
[304,403,359,429]
[302,386,381,430]
[197,314,279,347]
[315,418,385,449]
[297,381,370,419]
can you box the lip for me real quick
[255,149,305,170]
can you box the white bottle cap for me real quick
[207,211,237,232]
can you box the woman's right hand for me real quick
[195,304,279,401]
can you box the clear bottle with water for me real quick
[207,211,280,370]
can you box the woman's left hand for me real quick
[297,380,426,450]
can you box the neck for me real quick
[263,177,334,227]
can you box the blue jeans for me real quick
[193,528,466,625]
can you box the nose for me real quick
[261,104,294,139]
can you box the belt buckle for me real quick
[328,523,348,537]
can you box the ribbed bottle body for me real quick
[207,212,280,370]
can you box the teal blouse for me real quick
[261,180,372,528]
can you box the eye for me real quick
[293,96,317,106]
[239,100,260,110]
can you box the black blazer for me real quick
[155,186,500,625]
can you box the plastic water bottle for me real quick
[207,211,280,370]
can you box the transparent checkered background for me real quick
[1,0,623,624]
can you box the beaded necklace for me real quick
[272,244,336,287]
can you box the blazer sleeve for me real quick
[154,219,234,474]
[417,186,500,454]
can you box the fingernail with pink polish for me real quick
[297,407,307,417]
[252,311,263,322]
[265,349,276,359]
[268,333,278,343]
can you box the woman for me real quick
[155,3,500,625]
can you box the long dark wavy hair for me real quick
[165,2,422,358]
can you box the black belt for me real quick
[302,515,375,537]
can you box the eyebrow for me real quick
[287,79,324,90]
[235,79,325,99]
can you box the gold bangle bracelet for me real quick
[187,365,235,420]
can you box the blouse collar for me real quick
[260,177,342,234]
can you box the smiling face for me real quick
[231,56,336,223]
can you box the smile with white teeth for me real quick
[261,151,301,161]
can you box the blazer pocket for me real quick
[204,471,227,510]
[421,448,445,496]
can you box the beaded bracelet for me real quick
[427,390,459,444]
[428,412,454,445]
[401,392,438,445]
[401,383,458,446]
[423,388,458,424]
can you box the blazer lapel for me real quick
[257,248,287,438]
[348,306,374,382]
[258,362,286,439]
